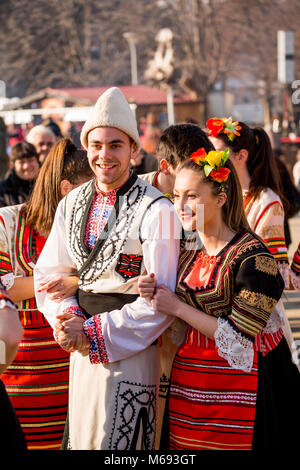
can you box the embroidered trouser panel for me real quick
[67,345,158,450]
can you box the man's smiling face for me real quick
[87,127,137,191]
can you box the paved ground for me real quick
[283,214,300,359]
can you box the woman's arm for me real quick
[8,275,79,304]
[8,276,35,303]
[152,284,218,339]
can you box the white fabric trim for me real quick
[263,305,283,333]
[0,272,15,290]
[214,317,254,373]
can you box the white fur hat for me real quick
[80,87,141,150]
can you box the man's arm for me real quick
[81,198,181,363]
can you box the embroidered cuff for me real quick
[83,315,109,364]
[214,317,254,372]
[63,306,86,319]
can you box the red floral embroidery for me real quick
[116,254,143,279]
[83,315,109,364]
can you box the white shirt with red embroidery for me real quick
[34,183,181,364]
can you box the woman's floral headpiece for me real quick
[190,147,231,189]
[206,117,241,142]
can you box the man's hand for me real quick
[55,313,90,355]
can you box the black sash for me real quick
[77,289,139,318]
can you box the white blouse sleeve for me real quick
[214,318,254,373]
[83,198,181,364]
[34,199,79,329]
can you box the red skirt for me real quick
[169,331,258,451]
[1,310,70,450]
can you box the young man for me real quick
[0,141,40,208]
[141,123,208,198]
[34,87,180,450]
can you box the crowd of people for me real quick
[0,87,299,453]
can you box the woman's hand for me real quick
[151,284,181,317]
[138,273,156,299]
[38,275,79,302]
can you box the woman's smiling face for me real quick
[174,168,222,232]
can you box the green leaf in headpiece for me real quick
[220,148,230,167]
[204,164,213,177]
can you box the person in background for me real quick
[0,141,40,208]
[207,117,299,291]
[292,149,300,190]
[26,125,56,164]
[140,124,209,199]
[0,138,93,450]
[130,148,158,175]
[0,117,9,180]
[43,117,63,141]
[138,148,300,451]
[0,280,26,450]
[275,154,300,248]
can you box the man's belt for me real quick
[77,289,139,318]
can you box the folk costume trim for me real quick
[108,380,156,450]
[83,315,109,364]
[65,173,165,289]
[116,254,143,279]
[169,334,258,451]
[83,185,118,250]
[255,255,278,276]
[243,188,295,289]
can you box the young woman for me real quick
[0,138,93,450]
[138,142,300,451]
[206,117,299,290]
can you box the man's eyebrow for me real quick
[89,138,125,144]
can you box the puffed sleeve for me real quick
[214,251,284,372]
[254,202,293,288]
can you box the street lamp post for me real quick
[123,32,138,86]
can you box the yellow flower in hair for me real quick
[205,150,223,168]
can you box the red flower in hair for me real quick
[210,167,231,183]
[206,118,225,137]
[190,147,207,165]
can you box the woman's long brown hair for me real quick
[25,138,93,236]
